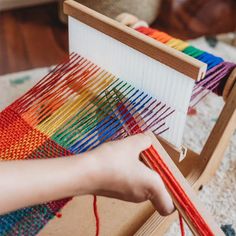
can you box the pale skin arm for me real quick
[0,134,174,216]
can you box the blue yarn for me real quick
[0,208,33,235]
[69,90,150,152]
[196,52,223,70]
[59,85,138,149]
[72,94,152,153]
[69,90,154,153]
[0,204,55,236]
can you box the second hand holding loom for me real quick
[0,0,235,235]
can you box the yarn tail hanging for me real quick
[93,195,100,236]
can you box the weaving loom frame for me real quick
[39,82,236,236]
[37,2,236,235]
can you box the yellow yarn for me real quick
[36,74,116,136]
[166,39,189,51]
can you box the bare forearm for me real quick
[0,155,96,215]
[0,135,174,217]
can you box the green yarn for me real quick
[183,46,204,58]
[51,82,134,148]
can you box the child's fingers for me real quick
[122,134,152,154]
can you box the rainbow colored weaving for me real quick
[0,53,173,236]
[135,26,236,106]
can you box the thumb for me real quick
[144,168,175,216]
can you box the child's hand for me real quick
[0,134,174,216]
[84,134,174,216]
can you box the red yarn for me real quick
[144,146,214,236]
[179,212,185,236]
[56,212,62,218]
[93,195,100,236]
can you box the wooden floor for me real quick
[0,3,68,75]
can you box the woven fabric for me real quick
[0,106,73,236]
[0,53,174,235]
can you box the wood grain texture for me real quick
[0,3,68,75]
[64,0,207,81]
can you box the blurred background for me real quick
[0,0,235,75]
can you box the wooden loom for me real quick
[37,1,236,236]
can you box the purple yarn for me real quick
[213,63,236,95]
[191,62,236,106]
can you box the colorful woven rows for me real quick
[0,53,173,236]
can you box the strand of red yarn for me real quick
[179,212,185,236]
[144,146,214,236]
[93,195,100,236]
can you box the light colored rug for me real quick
[0,38,235,235]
